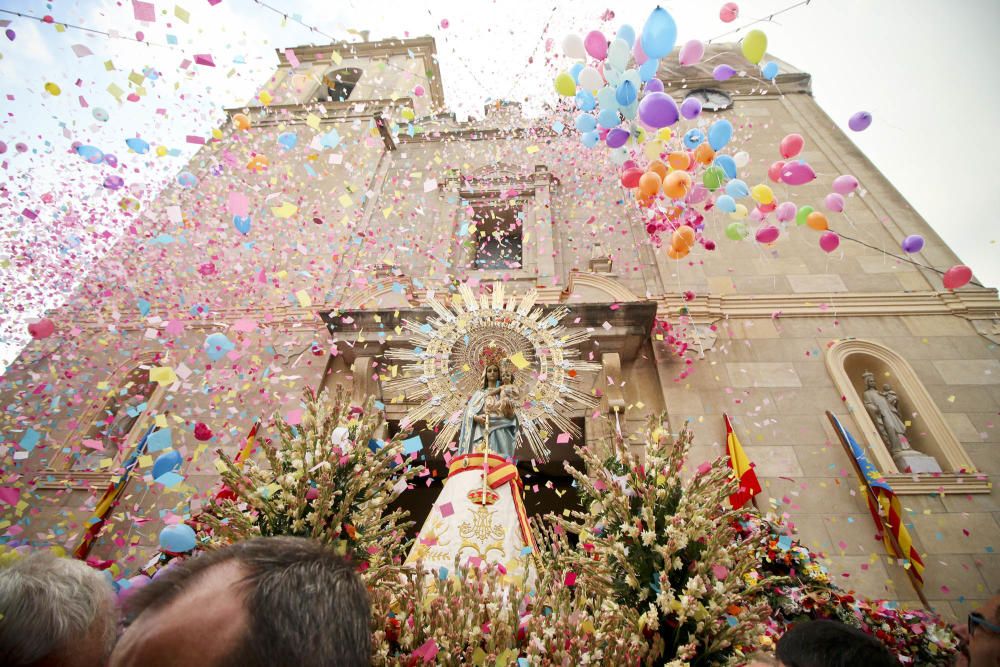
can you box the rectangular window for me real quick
[471,202,523,271]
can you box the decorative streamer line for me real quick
[706,0,814,44]
[0,7,182,50]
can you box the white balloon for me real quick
[578,66,603,91]
[607,38,630,70]
[563,34,586,60]
[733,151,751,168]
[609,147,630,165]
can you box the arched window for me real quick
[317,68,362,102]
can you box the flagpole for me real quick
[825,411,932,610]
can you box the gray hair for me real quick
[0,551,117,666]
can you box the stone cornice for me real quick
[224,98,413,126]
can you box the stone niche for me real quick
[825,338,990,494]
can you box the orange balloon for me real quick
[233,113,251,131]
[638,171,662,197]
[667,151,691,171]
[694,142,716,165]
[648,160,668,181]
[663,171,692,200]
[673,225,696,248]
[636,192,654,208]
[246,154,269,172]
[666,245,689,260]
[806,211,829,231]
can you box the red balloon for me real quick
[28,318,55,339]
[768,160,785,183]
[621,168,643,188]
[942,265,972,290]
[194,423,213,441]
[779,133,804,159]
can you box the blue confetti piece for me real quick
[18,429,41,451]
[137,299,150,316]
[726,615,738,627]
[402,436,423,454]
[154,471,184,488]
[551,121,565,133]
[145,428,172,452]
[520,546,533,556]
[777,535,792,551]
[438,566,448,580]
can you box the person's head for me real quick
[482,364,500,388]
[500,365,515,385]
[863,371,876,389]
[775,619,897,667]
[967,593,1000,667]
[0,550,117,667]
[111,536,370,667]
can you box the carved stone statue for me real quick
[860,370,941,473]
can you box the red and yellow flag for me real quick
[724,414,762,509]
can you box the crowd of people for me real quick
[0,536,997,666]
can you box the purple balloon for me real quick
[848,111,872,132]
[686,183,710,204]
[775,201,797,222]
[901,235,925,253]
[606,128,630,148]
[644,78,664,93]
[103,153,118,168]
[780,161,817,186]
[713,64,736,81]
[103,175,125,190]
[638,92,679,128]
[680,96,702,120]
[824,192,845,213]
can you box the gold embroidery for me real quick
[459,504,506,543]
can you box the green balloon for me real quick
[725,221,748,241]
[795,205,814,227]
[702,166,726,191]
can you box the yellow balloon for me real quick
[656,128,672,142]
[401,108,415,121]
[44,82,61,96]
[211,128,223,140]
[554,72,577,97]
[643,139,665,160]
[751,184,775,205]
[156,145,168,157]
[729,204,748,220]
[634,126,647,144]
[742,30,768,64]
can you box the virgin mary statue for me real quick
[405,361,535,580]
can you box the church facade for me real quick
[2,36,997,620]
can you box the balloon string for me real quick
[707,0,814,44]
[0,8,181,49]
[829,228,985,289]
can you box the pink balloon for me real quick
[775,201,797,222]
[768,160,785,183]
[779,133,804,159]
[686,184,710,204]
[28,318,55,339]
[678,40,705,66]
[748,207,765,223]
[755,225,780,244]
[824,192,845,213]
[942,265,972,290]
[831,174,859,195]
[819,231,840,253]
[632,38,649,65]
[781,161,816,186]
[584,30,608,60]
[720,2,739,22]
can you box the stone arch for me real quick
[825,338,976,474]
[560,271,640,304]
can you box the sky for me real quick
[1,0,998,371]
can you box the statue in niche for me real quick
[860,370,941,473]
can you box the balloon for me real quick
[92,107,110,122]
[584,30,608,60]
[563,34,586,59]
[638,58,660,82]
[781,161,816,186]
[832,174,859,195]
[707,119,733,150]
[606,128,630,148]
[152,451,183,480]
[597,108,620,129]
[596,85,617,109]
[643,139,665,160]
[233,215,251,235]
[751,184,775,205]
[795,205,814,227]
[28,318,55,340]
[901,235,924,253]
[554,72,576,96]
[246,154,269,172]
[581,131,600,148]
[617,25,636,47]
[177,172,197,188]
[126,137,150,154]
[819,232,840,253]
[44,82,61,96]
[761,61,779,81]
[693,142,716,165]
[638,172,662,196]
[578,66,603,90]
[716,194,737,213]
[104,153,118,168]
[686,184,710,204]
[720,2,740,22]
[655,127,672,141]
[942,265,972,289]
[663,171,692,199]
[806,211,829,230]
[277,132,298,150]
[755,225,780,244]
[616,80,638,106]
[569,63,585,83]
[666,245,689,260]
[668,151,691,170]
[607,39,630,70]
[767,160,785,183]
[159,524,197,554]
[741,29,767,64]
[848,111,872,131]
[648,160,668,181]
[575,114,596,133]
[575,90,596,110]
[725,179,749,198]
[641,6,677,59]
[103,175,125,190]
[76,145,104,164]
[775,201,797,222]
[779,133,804,159]
[622,168,644,188]
[733,151,750,168]
[233,113,251,130]
[824,192,845,212]
[714,155,737,179]
[683,128,705,149]
[725,221,749,240]
[638,92,679,128]
[632,36,649,65]
[713,64,736,81]
[678,40,705,66]
[644,78,664,93]
[680,96,702,119]
[205,333,234,361]
[673,225,696,248]
[702,166,726,191]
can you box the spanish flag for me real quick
[233,420,260,467]
[724,414,762,509]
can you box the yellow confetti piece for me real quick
[128,71,145,86]
[526,145,540,154]
[508,351,530,370]
[306,113,321,130]
[271,202,298,218]
[338,194,353,208]
[155,414,169,428]
[138,455,153,468]
[107,83,125,100]
[104,60,115,71]
[149,366,177,385]
[259,90,273,105]
[174,5,190,22]
[295,290,312,308]
[330,51,343,65]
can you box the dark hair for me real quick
[775,619,899,667]
[124,537,370,667]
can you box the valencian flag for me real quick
[73,424,155,560]
[829,413,925,586]
[724,414,762,509]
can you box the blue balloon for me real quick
[233,215,251,235]
[714,155,737,179]
[204,333,234,361]
[159,524,196,553]
[708,119,733,150]
[597,107,620,129]
[126,137,150,154]
[76,145,104,164]
[620,100,638,121]
[615,80,637,106]
[616,24,636,47]
[575,90,596,111]
[152,450,183,480]
[569,62,585,83]
[596,85,618,109]
[683,128,705,149]
[640,6,677,59]
[581,131,600,148]
[725,179,750,198]
[575,113,597,133]
[761,61,779,81]
[177,171,197,188]
[638,58,660,82]
[716,194,737,213]
[277,132,298,150]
